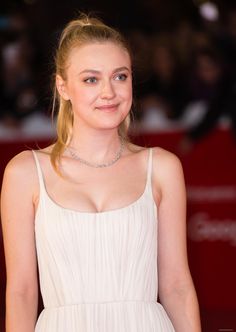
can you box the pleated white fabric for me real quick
[32,148,175,331]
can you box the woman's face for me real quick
[57,42,132,131]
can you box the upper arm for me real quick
[1,151,38,295]
[153,148,191,298]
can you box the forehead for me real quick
[66,42,131,71]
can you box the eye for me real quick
[114,73,128,81]
[84,77,97,83]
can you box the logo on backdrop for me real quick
[187,185,236,202]
[188,212,236,246]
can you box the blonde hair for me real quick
[51,13,133,173]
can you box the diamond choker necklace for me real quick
[67,137,125,168]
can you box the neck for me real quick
[68,127,124,163]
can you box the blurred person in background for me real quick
[136,38,189,126]
[172,20,195,71]
[0,10,43,128]
[126,28,152,123]
[179,47,236,153]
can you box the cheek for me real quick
[120,82,132,99]
[74,88,99,104]
[124,85,133,105]
[121,89,132,115]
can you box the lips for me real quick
[96,104,119,112]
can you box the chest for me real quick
[42,163,147,213]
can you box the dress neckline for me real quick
[41,179,149,216]
[33,148,154,217]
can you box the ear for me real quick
[56,75,70,101]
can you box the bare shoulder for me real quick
[152,146,183,168]
[2,150,40,195]
[5,150,34,174]
[4,143,53,175]
[152,146,185,186]
[4,150,35,174]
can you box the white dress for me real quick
[32,148,175,331]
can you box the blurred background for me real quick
[0,0,236,331]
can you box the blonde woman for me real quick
[1,14,201,332]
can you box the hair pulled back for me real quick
[51,13,132,172]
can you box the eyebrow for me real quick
[78,66,131,75]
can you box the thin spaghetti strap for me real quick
[146,148,153,193]
[31,150,46,193]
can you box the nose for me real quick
[100,79,115,99]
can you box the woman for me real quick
[1,14,201,331]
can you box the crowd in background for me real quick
[127,7,236,146]
[1,4,236,147]
[0,11,44,125]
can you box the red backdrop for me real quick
[0,128,236,331]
